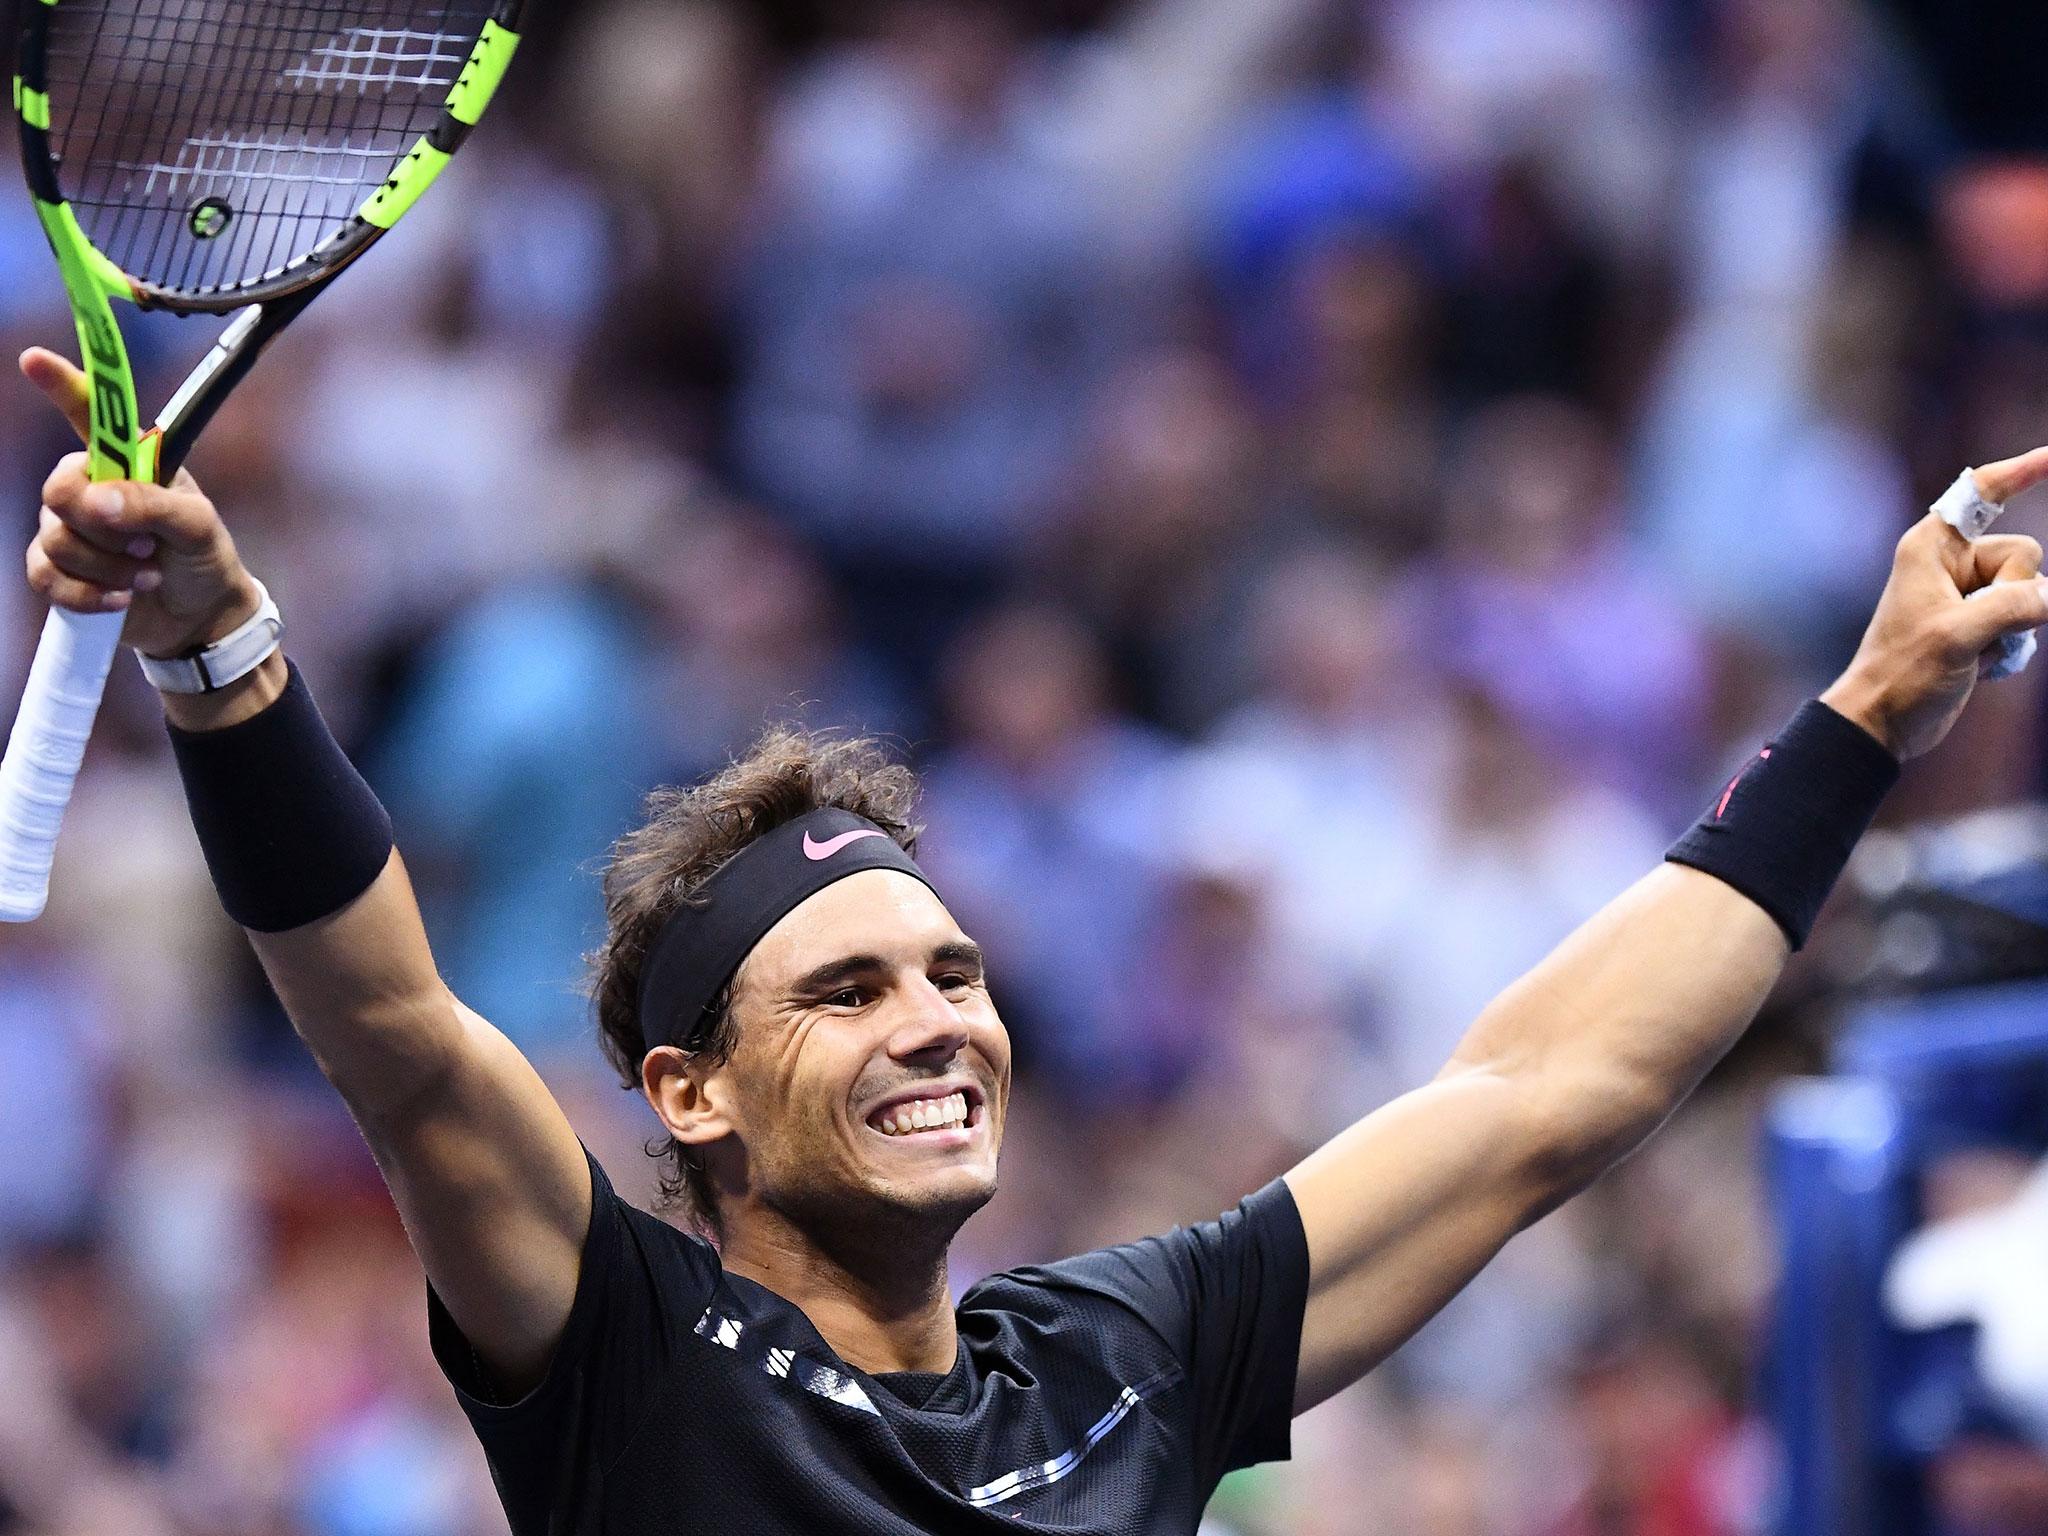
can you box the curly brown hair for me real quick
[589,727,922,1238]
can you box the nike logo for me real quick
[804,829,888,861]
[1716,747,1771,819]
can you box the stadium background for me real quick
[0,0,2045,1531]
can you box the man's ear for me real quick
[643,1046,735,1151]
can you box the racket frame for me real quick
[16,1,525,314]
[0,0,526,920]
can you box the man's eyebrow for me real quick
[783,942,984,998]
[785,954,887,998]
[931,941,985,973]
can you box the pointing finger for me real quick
[1972,446,2048,506]
[19,348,91,446]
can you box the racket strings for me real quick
[39,0,496,299]
[282,28,473,92]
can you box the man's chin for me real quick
[858,1165,998,1228]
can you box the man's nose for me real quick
[885,973,970,1062]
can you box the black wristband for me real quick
[166,661,395,933]
[1665,701,1900,950]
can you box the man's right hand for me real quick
[26,343,591,1394]
[21,347,261,659]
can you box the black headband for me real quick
[636,808,937,1052]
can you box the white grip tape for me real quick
[1934,469,2035,681]
[0,608,125,922]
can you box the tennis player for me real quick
[19,348,2048,1533]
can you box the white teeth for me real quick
[874,1093,973,1136]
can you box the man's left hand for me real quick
[1822,448,2048,761]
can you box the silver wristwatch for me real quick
[136,580,284,695]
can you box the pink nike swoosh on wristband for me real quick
[1716,747,1771,820]
[803,829,888,861]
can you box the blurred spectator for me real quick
[1377,0,1675,274]
[1889,1153,2048,1451]
[1888,1151,2048,1536]
[729,0,1113,678]
[1175,545,1446,1044]
[1204,78,1428,400]
[1637,0,1909,673]
[0,937,113,1247]
[1637,239,1916,674]
[1533,1330,1753,1536]
[1427,394,1714,816]
[1437,158,1626,410]
[920,602,1180,1096]
[1269,237,1448,562]
[1053,343,1271,730]
[0,0,2039,1530]
[648,506,915,779]
[370,578,655,1061]
[564,0,767,259]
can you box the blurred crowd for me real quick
[0,0,2045,1532]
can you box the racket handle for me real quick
[0,608,125,922]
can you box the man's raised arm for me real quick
[1282,462,2048,1414]
[20,349,591,1400]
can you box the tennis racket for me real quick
[0,0,527,921]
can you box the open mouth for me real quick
[865,1086,986,1140]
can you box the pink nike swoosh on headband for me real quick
[803,829,889,861]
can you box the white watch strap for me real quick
[136,580,284,695]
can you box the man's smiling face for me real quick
[684,869,1010,1241]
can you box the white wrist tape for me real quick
[1934,470,2036,681]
